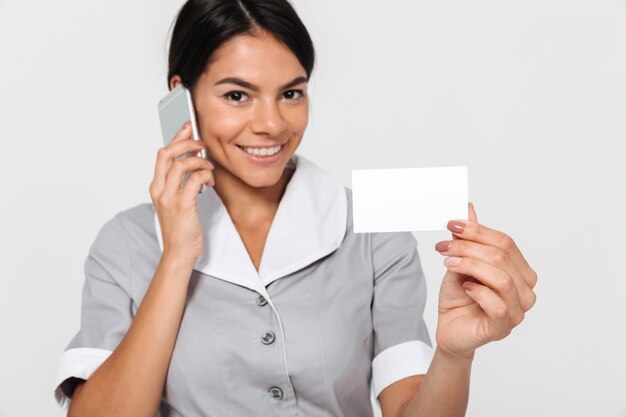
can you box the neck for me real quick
[212,163,294,227]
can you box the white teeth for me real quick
[242,145,282,156]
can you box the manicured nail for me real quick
[444,256,462,267]
[448,220,466,234]
[435,241,452,251]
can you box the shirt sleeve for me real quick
[53,214,134,411]
[370,230,435,404]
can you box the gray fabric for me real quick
[57,185,432,417]
[68,215,135,352]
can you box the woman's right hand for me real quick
[149,121,214,261]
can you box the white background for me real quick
[1,1,625,416]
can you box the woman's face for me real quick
[170,30,309,189]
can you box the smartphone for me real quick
[157,84,208,193]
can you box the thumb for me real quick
[468,201,478,223]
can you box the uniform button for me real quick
[256,295,268,306]
[268,386,283,400]
[261,331,275,345]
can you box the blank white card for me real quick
[351,166,468,233]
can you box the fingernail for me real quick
[444,256,462,267]
[448,220,466,234]
[182,121,190,129]
[435,241,452,251]
[463,281,476,291]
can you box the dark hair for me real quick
[166,0,315,91]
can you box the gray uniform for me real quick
[54,154,434,417]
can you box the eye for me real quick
[282,89,305,102]
[223,91,250,104]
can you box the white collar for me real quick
[154,153,348,295]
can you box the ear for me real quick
[169,74,182,90]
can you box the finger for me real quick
[151,121,194,193]
[151,140,208,198]
[446,219,536,289]
[170,121,193,144]
[168,138,209,159]
[452,202,476,241]
[161,139,210,184]
[444,256,525,328]
[180,167,214,201]
[468,201,478,223]
[162,157,214,201]
[462,281,515,340]
[436,239,536,312]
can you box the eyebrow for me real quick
[214,76,308,92]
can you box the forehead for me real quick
[202,31,306,86]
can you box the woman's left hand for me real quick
[434,202,538,360]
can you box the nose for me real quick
[249,99,286,137]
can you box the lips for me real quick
[237,142,286,158]
[235,142,287,149]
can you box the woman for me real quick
[54,0,538,416]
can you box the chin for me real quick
[239,169,287,189]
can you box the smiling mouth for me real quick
[236,143,285,157]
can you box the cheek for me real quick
[287,106,309,133]
[201,104,248,141]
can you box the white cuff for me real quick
[53,347,113,410]
[371,340,434,403]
